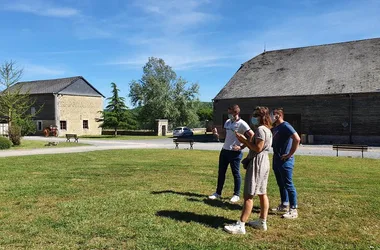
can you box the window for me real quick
[60,121,67,130]
[83,120,89,129]
[37,121,43,131]
[31,107,36,115]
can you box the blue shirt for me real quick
[272,121,296,165]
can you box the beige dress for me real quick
[244,125,273,196]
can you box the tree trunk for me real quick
[7,109,12,139]
[114,128,117,137]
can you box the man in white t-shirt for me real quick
[209,104,254,203]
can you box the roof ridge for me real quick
[18,76,82,84]
[263,37,380,54]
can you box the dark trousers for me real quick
[216,149,243,196]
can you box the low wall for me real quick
[307,135,380,146]
[102,129,156,136]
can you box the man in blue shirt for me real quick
[271,108,301,219]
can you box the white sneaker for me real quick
[282,208,298,219]
[208,192,221,200]
[230,195,240,203]
[247,219,267,231]
[224,221,246,234]
[271,204,289,213]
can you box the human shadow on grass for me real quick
[151,190,205,198]
[156,210,235,229]
[152,190,260,212]
[202,199,242,211]
[203,199,261,213]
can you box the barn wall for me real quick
[213,93,380,145]
[29,94,55,120]
[58,95,103,136]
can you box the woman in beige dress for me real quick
[224,106,273,234]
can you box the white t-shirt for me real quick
[222,118,251,151]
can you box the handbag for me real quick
[241,157,252,169]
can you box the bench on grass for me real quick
[333,144,368,158]
[173,138,194,149]
[66,133,79,143]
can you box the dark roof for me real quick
[214,38,380,100]
[0,116,9,123]
[9,76,104,97]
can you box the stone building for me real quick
[0,116,8,136]
[213,38,380,145]
[12,76,104,136]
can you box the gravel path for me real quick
[0,136,379,159]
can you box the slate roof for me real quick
[8,76,104,97]
[214,38,380,100]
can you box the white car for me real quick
[173,127,194,137]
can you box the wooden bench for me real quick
[173,138,194,149]
[333,144,368,158]
[66,134,79,143]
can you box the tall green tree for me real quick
[197,105,213,122]
[0,61,38,136]
[101,82,135,136]
[129,57,199,129]
[172,77,199,127]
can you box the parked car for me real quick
[173,126,194,137]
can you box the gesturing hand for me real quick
[281,154,291,161]
[235,132,247,143]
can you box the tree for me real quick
[100,82,135,136]
[197,106,213,122]
[129,57,199,129]
[172,77,199,127]
[0,61,38,137]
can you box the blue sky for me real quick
[0,0,379,106]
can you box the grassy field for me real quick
[9,140,89,150]
[0,149,379,249]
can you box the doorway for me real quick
[285,114,301,133]
[161,125,166,136]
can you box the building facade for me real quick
[213,38,380,145]
[13,76,104,136]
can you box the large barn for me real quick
[213,38,380,145]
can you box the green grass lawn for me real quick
[0,150,379,249]
[9,140,89,150]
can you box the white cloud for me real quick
[133,0,217,34]
[23,64,66,78]
[73,23,113,40]
[37,49,97,55]
[3,0,80,18]
[236,0,380,59]
[99,0,380,73]
[100,0,230,70]
[105,51,244,71]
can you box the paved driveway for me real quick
[0,136,379,159]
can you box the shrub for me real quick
[15,117,36,136]
[0,136,12,150]
[9,125,22,146]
